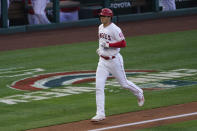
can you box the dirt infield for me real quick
[1,14,197,130]
[28,102,197,131]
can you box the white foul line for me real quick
[89,112,197,131]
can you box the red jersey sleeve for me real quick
[109,40,126,48]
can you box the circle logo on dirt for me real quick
[10,69,197,91]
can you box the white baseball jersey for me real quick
[98,23,125,57]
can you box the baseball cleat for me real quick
[138,95,145,107]
[91,115,106,122]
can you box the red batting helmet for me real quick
[99,8,113,17]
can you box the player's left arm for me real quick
[103,39,126,48]
[107,28,126,48]
[108,40,126,48]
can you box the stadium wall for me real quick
[0,0,197,35]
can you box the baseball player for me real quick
[160,0,176,11]
[31,0,50,24]
[91,8,144,122]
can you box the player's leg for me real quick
[161,0,169,11]
[32,0,50,24]
[169,0,176,10]
[31,0,41,24]
[95,63,109,117]
[39,0,50,24]
[110,54,144,106]
[91,61,109,121]
[39,13,50,24]
[165,0,171,10]
[28,14,39,24]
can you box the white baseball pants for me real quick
[28,14,40,25]
[32,0,50,24]
[95,53,143,116]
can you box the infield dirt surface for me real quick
[28,102,197,131]
[1,14,197,131]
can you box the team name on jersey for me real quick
[99,33,112,41]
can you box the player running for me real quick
[91,8,145,122]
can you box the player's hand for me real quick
[101,42,109,48]
[96,48,101,56]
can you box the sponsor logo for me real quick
[110,1,132,9]
[0,69,196,105]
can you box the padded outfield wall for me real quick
[0,0,197,34]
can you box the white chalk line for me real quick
[88,112,197,131]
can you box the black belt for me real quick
[100,55,115,60]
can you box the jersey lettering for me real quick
[99,33,112,41]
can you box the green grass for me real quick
[0,30,197,131]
